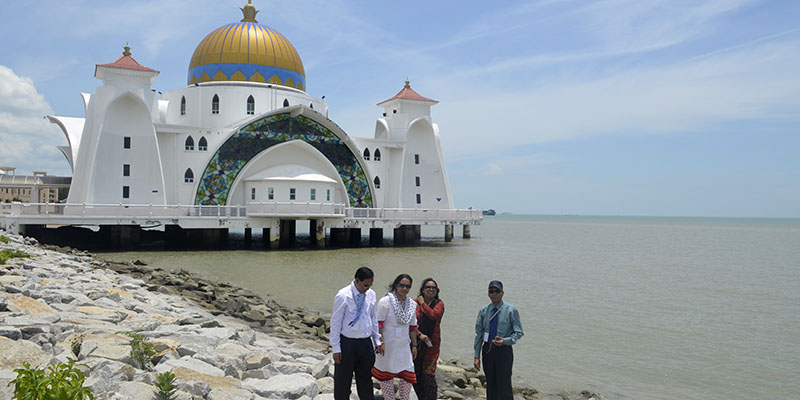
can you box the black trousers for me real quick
[334,335,376,400]
[482,343,514,400]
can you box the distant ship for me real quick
[482,209,496,216]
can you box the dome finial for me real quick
[240,0,259,23]
[123,43,131,56]
[404,78,411,89]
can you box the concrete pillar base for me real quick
[369,228,383,247]
[348,228,361,247]
[105,225,140,249]
[279,220,296,248]
[463,224,471,239]
[310,220,326,248]
[330,228,347,247]
[445,224,454,242]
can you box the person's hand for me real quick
[412,346,417,359]
[376,344,385,356]
[333,352,342,364]
[417,295,424,304]
[473,358,481,371]
[492,336,505,346]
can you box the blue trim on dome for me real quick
[187,63,306,88]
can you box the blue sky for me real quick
[1,0,798,217]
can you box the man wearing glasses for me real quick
[331,266,382,400]
[473,280,524,400]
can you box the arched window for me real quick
[184,168,194,183]
[363,148,370,160]
[283,98,289,107]
[180,96,186,115]
[374,148,381,161]
[198,136,208,151]
[247,95,255,115]
[374,176,381,189]
[309,103,314,109]
[212,94,219,114]
[185,136,194,151]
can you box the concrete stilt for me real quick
[165,225,187,246]
[199,229,221,247]
[369,228,383,247]
[279,220,296,248]
[444,224,454,242]
[413,225,421,241]
[106,225,140,249]
[330,228,347,247]
[393,226,405,246]
[463,224,471,239]
[348,228,361,247]
[244,228,252,246]
[310,220,326,248]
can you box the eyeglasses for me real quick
[424,286,438,290]
[398,284,412,289]
[488,289,501,294]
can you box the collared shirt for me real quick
[330,281,381,353]
[473,300,524,358]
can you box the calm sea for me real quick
[101,215,800,399]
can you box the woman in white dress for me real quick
[372,274,419,400]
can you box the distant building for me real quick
[0,169,70,203]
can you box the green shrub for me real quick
[0,248,30,264]
[119,331,156,371]
[153,371,178,400]
[0,235,8,243]
[70,334,85,357]
[7,358,94,400]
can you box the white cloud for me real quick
[435,36,800,158]
[0,65,68,175]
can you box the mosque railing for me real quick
[1,202,483,222]
[345,207,483,222]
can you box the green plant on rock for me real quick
[0,234,9,243]
[0,248,30,264]
[7,358,94,400]
[70,334,85,357]
[153,371,178,400]
[119,331,156,371]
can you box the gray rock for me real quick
[244,353,272,370]
[208,388,256,400]
[175,379,212,398]
[0,336,52,370]
[273,361,312,375]
[155,356,226,377]
[316,376,334,393]
[311,358,331,379]
[243,373,319,399]
[108,381,156,400]
[0,326,21,340]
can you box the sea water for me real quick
[102,215,800,399]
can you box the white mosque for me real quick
[2,1,480,247]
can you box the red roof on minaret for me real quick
[96,45,158,73]
[377,80,438,105]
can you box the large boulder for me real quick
[6,294,56,314]
[0,336,52,370]
[243,373,319,399]
[107,381,156,400]
[208,388,256,400]
[155,356,225,377]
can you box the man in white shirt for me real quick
[331,266,382,400]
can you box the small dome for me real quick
[187,1,306,91]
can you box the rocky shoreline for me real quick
[0,228,602,400]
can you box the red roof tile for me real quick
[378,81,437,105]
[97,47,158,73]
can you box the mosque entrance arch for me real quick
[194,111,374,207]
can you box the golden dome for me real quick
[187,1,306,91]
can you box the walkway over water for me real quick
[1,202,481,248]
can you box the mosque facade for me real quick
[2,1,479,246]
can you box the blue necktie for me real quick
[488,306,499,341]
[349,292,365,327]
